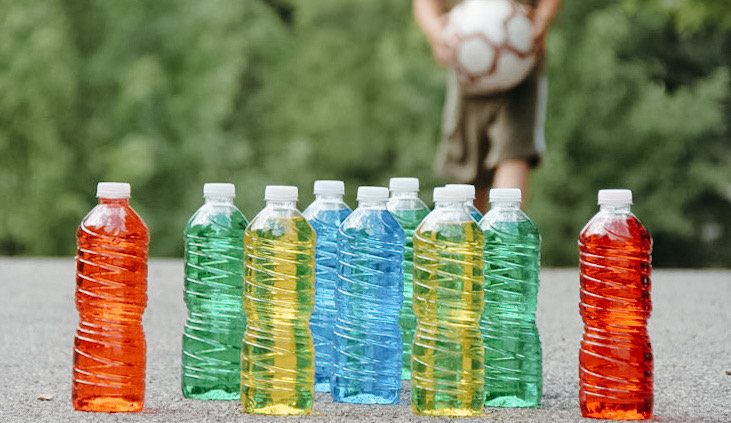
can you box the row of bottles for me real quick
[72,182,653,420]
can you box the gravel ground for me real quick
[0,257,729,422]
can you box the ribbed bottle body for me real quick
[303,201,352,393]
[387,198,429,380]
[182,202,248,400]
[411,208,485,416]
[579,209,653,420]
[331,208,405,404]
[241,209,315,415]
[73,199,149,412]
[480,211,542,407]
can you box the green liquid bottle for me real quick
[479,188,542,407]
[387,177,429,380]
[182,183,248,400]
[411,186,484,417]
[241,185,315,415]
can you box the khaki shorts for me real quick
[435,70,547,187]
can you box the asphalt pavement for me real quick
[0,257,729,422]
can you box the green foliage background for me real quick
[0,0,729,267]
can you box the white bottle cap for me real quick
[489,188,521,203]
[313,180,345,196]
[598,189,633,205]
[96,182,130,199]
[203,183,235,198]
[357,186,389,202]
[265,185,298,201]
[445,184,476,200]
[433,186,467,202]
[389,177,419,193]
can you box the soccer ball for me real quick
[445,0,536,95]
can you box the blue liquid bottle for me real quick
[303,180,352,393]
[479,188,542,407]
[182,183,248,400]
[332,186,406,404]
[446,184,483,221]
[387,177,429,380]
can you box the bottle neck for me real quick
[489,201,521,210]
[357,200,387,209]
[391,191,419,199]
[99,197,129,206]
[315,194,344,202]
[204,196,234,205]
[266,200,297,209]
[435,201,466,210]
[600,203,632,213]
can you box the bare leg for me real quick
[493,159,530,207]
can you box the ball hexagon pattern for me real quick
[445,0,536,95]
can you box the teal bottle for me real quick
[182,183,248,400]
[446,184,483,221]
[411,186,484,416]
[478,188,542,407]
[387,177,429,380]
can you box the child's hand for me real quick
[527,0,563,56]
[430,33,451,67]
[426,14,451,67]
[531,16,549,56]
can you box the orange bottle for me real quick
[73,182,149,412]
[578,189,653,420]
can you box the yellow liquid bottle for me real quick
[411,187,485,417]
[241,186,315,415]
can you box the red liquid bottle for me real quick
[578,189,653,420]
[73,182,149,412]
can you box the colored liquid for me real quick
[303,201,351,393]
[182,201,248,400]
[465,203,483,222]
[73,198,149,412]
[331,207,405,404]
[579,208,653,420]
[480,215,542,407]
[241,211,315,415]
[387,200,429,380]
[411,212,484,417]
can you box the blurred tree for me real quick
[529,0,730,266]
[0,0,79,254]
[623,0,731,31]
[0,0,728,267]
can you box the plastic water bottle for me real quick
[579,189,653,420]
[302,180,352,393]
[445,184,483,221]
[411,186,485,416]
[182,183,248,400]
[331,186,405,404]
[241,185,316,415]
[73,182,149,412]
[479,188,542,407]
[386,177,430,380]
